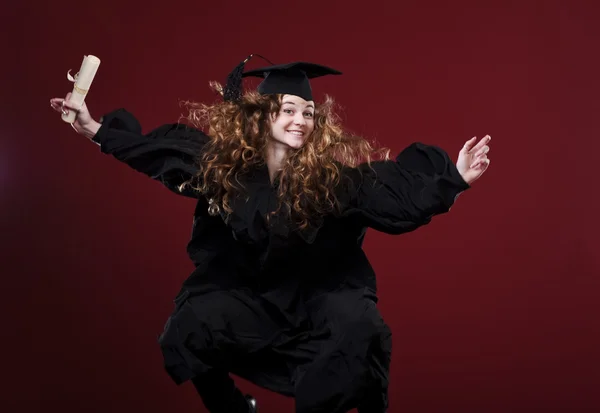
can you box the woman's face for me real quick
[269,94,315,149]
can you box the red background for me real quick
[3,1,599,412]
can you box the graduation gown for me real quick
[93,109,470,412]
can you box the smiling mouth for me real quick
[287,130,304,136]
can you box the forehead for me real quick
[282,94,315,107]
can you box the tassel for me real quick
[223,54,275,102]
[223,54,254,102]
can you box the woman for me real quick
[50,56,491,413]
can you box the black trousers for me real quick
[159,287,392,413]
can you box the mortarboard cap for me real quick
[242,62,342,101]
[223,55,342,102]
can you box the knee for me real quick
[330,305,392,368]
[326,300,388,342]
[158,292,232,357]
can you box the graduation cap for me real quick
[223,54,342,102]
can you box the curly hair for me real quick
[181,82,390,230]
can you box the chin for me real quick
[285,139,305,149]
[272,135,306,149]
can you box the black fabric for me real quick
[241,61,342,101]
[93,109,208,197]
[191,370,251,413]
[94,109,470,413]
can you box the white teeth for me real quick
[288,131,304,136]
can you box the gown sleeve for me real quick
[92,108,210,198]
[342,142,471,234]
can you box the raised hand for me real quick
[50,92,101,139]
[456,135,491,185]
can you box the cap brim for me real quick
[241,62,342,79]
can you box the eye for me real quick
[304,112,314,118]
[283,108,294,115]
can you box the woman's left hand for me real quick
[456,135,491,185]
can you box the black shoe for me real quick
[245,395,257,413]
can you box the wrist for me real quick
[81,120,101,140]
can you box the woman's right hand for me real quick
[50,92,101,140]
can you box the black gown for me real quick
[93,109,470,413]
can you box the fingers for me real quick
[50,98,70,116]
[462,136,477,152]
[473,144,490,158]
[50,98,63,112]
[479,158,490,171]
[470,147,490,168]
[471,157,490,170]
[468,135,491,154]
[62,100,82,111]
[50,93,72,106]
[49,95,84,118]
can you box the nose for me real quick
[293,112,306,126]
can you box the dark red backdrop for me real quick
[3,1,599,412]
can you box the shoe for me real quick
[245,395,257,413]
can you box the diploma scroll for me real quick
[61,55,101,123]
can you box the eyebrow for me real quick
[282,101,315,109]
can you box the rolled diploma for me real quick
[61,55,101,123]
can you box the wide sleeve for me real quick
[341,142,471,234]
[92,108,210,197]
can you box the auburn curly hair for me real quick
[181,82,389,230]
